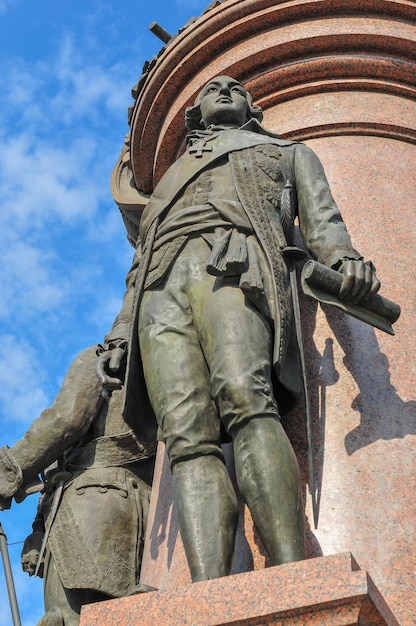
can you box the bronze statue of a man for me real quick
[97,76,380,582]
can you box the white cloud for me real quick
[0,335,49,425]
[87,294,124,334]
[0,33,132,130]
[0,17,135,230]
[0,36,132,330]
[0,133,101,230]
[38,32,134,127]
[0,6,138,430]
[0,237,69,320]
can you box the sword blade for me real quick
[34,480,64,578]
[288,261,319,529]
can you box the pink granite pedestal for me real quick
[80,552,398,626]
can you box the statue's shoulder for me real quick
[223,128,298,156]
[237,119,299,149]
[244,132,296,147]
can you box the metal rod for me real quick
[0,521,22,626]
[148,21,173,44]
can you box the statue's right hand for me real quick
[96,347,126,394]
[21,531,44,577]
[0,446,23,508]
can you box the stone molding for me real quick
[121,0,416,193]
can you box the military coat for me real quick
[105,125,361,443]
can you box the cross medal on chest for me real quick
[187,132,217,158]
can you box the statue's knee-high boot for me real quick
[233,417,305,565]
[172,455,239,582]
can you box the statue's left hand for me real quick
[339,259,381,304]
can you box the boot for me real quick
[233,417,305,565]
[172,455,238,582]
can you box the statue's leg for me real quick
[139,248,238,582]
[42,551,112,626]
[41,551,81,626]
[233,417,305,564]
[172,455,238,581]
[188,259,305,565]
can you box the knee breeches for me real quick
[139,238,279,465]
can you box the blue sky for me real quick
[0,1,210,623]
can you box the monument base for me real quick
[80,552,398,625]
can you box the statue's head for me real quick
[185,76,263,131]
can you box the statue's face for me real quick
[199,76,249,128]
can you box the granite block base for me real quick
[80,552,398,626]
